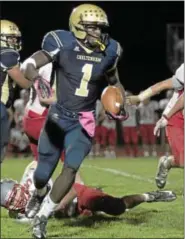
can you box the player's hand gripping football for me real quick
[153,116,168,137]
[34,76,52,99]
[106,105,129,121]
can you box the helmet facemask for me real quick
[81,23,109,51]
[5,184,30,213]
[0,34,22,51]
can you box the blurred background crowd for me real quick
[4,86,175,159]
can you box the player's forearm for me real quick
[138,78,173,101]
[55,187,77,211]
[7,67,32,89]
[21,50,52,81]
[163,92,178,116]
[164,93,184,119]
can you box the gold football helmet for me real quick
[69,4,109,51]
[0,20,22,51]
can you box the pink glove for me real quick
[106,106,129,121]
[34,76,52,99]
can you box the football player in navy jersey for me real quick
[0,20,33,163]
[22,4,128,238]
[0,20,51,163]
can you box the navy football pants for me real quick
[0,102,10,162]
[34,104,92,189]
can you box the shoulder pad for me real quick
[53,30,75,48]
[106,39,122,58]
[0,48,20,71]
[42,30,75,58]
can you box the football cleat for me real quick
[15,213,33,224]
[32,215,47,239]
[26,185,50,218]
[146,190,176,203]
[155,156,171,189]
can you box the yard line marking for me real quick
[82,164,170,185]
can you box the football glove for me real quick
[106,105,129,120]
[153,116,168,137]
[34,76,52,99]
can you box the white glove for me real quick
[154,116,168,137]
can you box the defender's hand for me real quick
[126,95,140,105]
[154,116,168,137]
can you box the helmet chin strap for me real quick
[83,31,106,51]
[94,39,106,51]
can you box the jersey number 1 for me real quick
[75,63,93,97]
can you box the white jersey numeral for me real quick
[75,63,93,97]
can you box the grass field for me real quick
[1,157,184,238]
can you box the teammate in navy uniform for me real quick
[0,20,35,162]
[22,4,128,238]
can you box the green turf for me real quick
[1,157,184,238]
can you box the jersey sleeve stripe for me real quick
[116,42,121,56]
[41,31,62,50]
[0,49,19,56]
[41,32,50,49]
[0,62,8,71]
[50,31,63,48]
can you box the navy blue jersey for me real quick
[0,48,20,106]
[42,30,121,112]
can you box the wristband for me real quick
[162,114,169,120]
[138,88,153,101]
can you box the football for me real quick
[101,86,124,114]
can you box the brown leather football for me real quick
[101,86,124,114]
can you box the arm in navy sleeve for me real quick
[22,31,62,81]
[1,49,32,88]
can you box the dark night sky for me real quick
[2,1,184,95]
